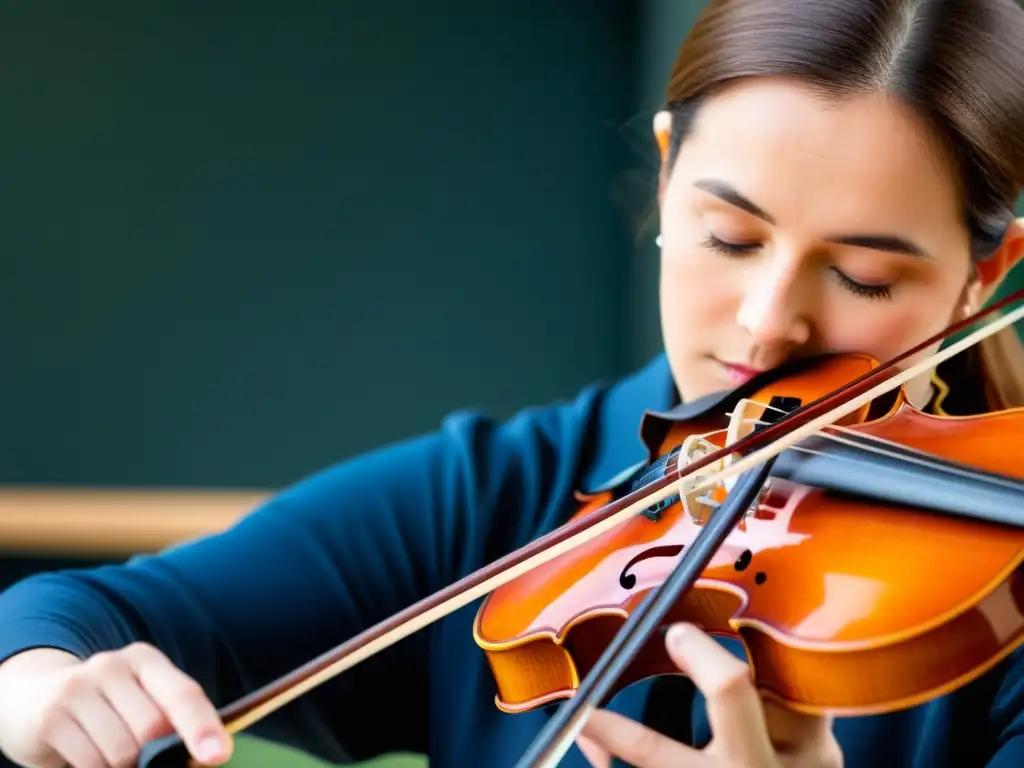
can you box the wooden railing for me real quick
[0,486,270,557]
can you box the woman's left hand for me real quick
[576,623,843,767]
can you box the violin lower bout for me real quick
[475,567,1024,718]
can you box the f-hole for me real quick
[618,545,685,589]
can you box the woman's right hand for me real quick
[0,644,232,768]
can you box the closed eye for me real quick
[830,268,892,300]
[702,233,760,255]
[701,234,894,301]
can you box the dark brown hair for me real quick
[663,0,1024,408]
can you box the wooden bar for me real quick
[0,486,271,557]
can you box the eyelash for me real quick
[700,234,893,301]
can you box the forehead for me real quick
[672,77,967,247]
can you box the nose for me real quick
[735,257,812,350]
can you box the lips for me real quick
[717,360,767,386]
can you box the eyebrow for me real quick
[693,178,931,259]
[695,179,775,223]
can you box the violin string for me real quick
[733,403,1024,491]
[728,424,1006,489]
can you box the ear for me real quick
[973,218,1024,300]
[653,110,672,208]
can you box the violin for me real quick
[477,353,1024,754]
[139,288,1024,768]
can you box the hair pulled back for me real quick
[665,0,1024,407]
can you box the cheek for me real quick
[820,259,967,359]
[659,247,745,404]
[821,296,953,361]
[660,247,740,343]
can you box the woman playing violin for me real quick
[2,0,1024,766]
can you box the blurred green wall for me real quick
[0,1,641,491]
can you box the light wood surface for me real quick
[0,486,270,557]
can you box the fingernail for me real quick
[665,623,692,650]
[196,735,226,762]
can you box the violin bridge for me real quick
[721,395,791,517]
[673,419,775,524]
[726,397,770,447]
[643,408,777,524]
[676,433,731,524]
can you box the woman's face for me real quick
[657,77,975,407]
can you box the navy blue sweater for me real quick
[0,355,1022,767]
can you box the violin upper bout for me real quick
[744,353,880,427]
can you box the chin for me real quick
[666,356,718,402]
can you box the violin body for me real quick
[473,353,1024,717]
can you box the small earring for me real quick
[655,234,663,248]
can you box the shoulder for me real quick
[273,353,674,506]
[232,354,676,564]
[987,644,1024,747]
